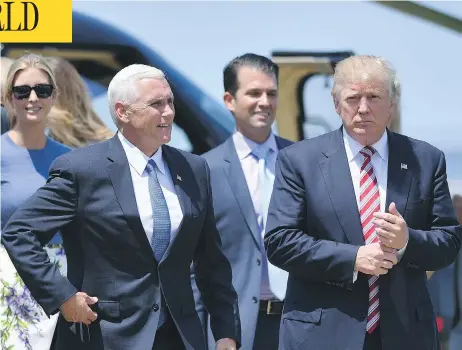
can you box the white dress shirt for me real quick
[233,131,281,300]
[344,129,389,214]
[343,129,407,281]
[233,131,278,223]
[118,132,183,245]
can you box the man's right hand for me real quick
[354,242,398,276]
[59,292,98,325]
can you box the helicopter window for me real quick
[302,75,342,139]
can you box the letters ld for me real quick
[0,2,39,31]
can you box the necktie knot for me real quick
[252,145,271,161]
[145,159,156,174]
[360,146,376,159]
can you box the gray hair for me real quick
[107,64,166,128]
[332,55,401,119]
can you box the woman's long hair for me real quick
[45,57,114,148]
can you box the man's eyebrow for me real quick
[345,91,359,96]
[146,95,173,104]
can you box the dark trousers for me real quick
[363,326,382,350]
[153,316,185,350]
[253,310,281,350]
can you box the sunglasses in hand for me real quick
[12,84,54,100]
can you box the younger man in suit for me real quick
[195,53,292,349]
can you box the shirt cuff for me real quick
[353,270,358,283]
[397,236,409,261]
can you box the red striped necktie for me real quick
[359,146,380,333]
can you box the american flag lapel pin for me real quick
[177,174,182,181]
[401,163,407,170]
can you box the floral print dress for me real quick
[1,133,71,349]
[0,245,67,350]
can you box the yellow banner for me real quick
[0,0,72,43]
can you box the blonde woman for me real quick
[0,53,71,350]
[45,56,113,148]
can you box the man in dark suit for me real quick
[453,195,462,227]
[1,57,13,134]
[449,194,462,350]
[194,53,292,350]
[1,64,241,350]
[1,105,10,134]
[264,55,461,350]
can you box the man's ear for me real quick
[115,101,130,125]
[223,92,236,113]
[387,100,397,125]
[332,92,340,115]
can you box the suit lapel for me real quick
[223,138,261,247]
[319,129,365,245]
[106,135,157,264]
[383,130,413,333]
[385,131,413,215]
[159,145,193,264]
[162,145,193,220]
[275,136,292,150]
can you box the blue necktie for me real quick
[146,159,171,263]
[145,159,171,327]
[252,145,289,301]
[252,145,274,231]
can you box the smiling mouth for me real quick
[26,107,41,112]
[157,124,169,128]
[254,112,270,118]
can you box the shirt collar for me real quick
[117,132,166,176]
[343,127,389,163]
[233,131,278,160]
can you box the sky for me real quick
[72,0,462,191]
[72,1,461,149]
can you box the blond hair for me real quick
[3,53,58,127]
[1,57,14,105]
[45,57,113,148]
[332,55,401,120]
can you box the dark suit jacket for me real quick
[1,135,241,350]
[193,135,292,349]
[1,105,10,134]
[264,127,461,350]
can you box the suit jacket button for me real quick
[257,259,261,266]
[252,297,258,303]
[153,304,159,312]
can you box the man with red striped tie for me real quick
[264,55,461,350]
